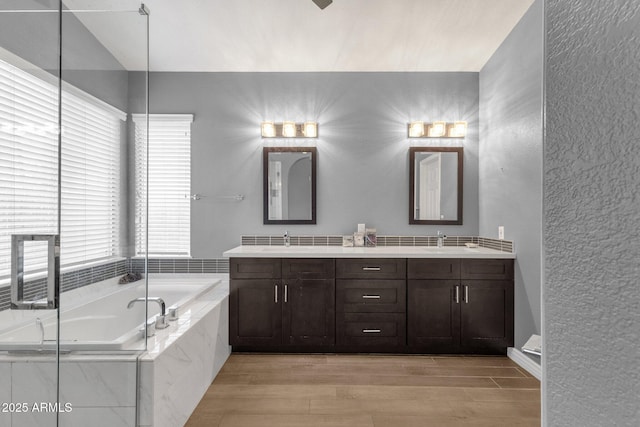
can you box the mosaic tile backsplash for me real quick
[0,257,229,312]
[241,234,514,253]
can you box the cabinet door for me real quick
[230,279,282,346]
[282,279,335,346]
[460,280,514,352]
[408,280,460,351]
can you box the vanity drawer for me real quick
[337,313,406,347]
[230,258,281,279]
[407,258,460,280]
[282,258,335,280]
[336,258,406,279]
[461,259,514,280]
[336,280,406,313]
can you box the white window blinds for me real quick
[0,58,123,282]
[133,114,192,257]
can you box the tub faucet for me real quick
[437,231,447,248]
[284,230,290,247]
[127,297,169,329]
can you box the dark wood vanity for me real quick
[229,255,514,355]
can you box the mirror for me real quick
[409,147,463,225]
[263,147,316,224]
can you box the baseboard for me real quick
[507,347,542,380]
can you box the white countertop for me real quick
[223,245,515,259]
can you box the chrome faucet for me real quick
[127,297,169,329]
[284,230,290,247]
[437,230,447,248]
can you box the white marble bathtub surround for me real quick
[9,357,138,427]
[0,362,10,427]
[138,277,230,427]
[58,407,136,427]
[1,274,229,427]
[58,361,137,407]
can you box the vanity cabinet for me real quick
[407,258,514,354]
[336,259,406,350]
[229,258,335,349]
[229,254,514,354]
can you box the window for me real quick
[0,57,124,282]
[133,114,192,257]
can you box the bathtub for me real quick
[0,273,231,427]
[0,276,217,351]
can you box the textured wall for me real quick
[479,0,543,349]
[129,72,479,257]
[544,1,640,425]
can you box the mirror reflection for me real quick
[409,147,463,225]
[263,147,316,224]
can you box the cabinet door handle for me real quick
[284,284,288,303]
[362,329,381,333]
[455,285,460,304]
[362,295,381,299]
[362,267,381,271]
[274,284,278,303]
[464,285,469,303]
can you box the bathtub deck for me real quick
[185,353,541,427]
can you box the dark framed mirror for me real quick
[263,147,316,224]
[409,147,463,225]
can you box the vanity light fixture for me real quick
[407,120,467,138]
[282,121,297,137]
[447,121,467,138]
[261,121,276,138]
[408,121,425,138]
[260,121,319,138]
[428,121,447,137]
[302,121,318,138]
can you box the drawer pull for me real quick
[362,295,381,299]
[362,329,381,333]
[362,267,381,271]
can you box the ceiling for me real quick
[65,0,534,72]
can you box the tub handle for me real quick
[10,234,60,310]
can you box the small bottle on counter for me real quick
[365,228,377,247]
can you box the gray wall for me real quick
[129,72,480,257]
[0,2,130,111]
[544,1,640,426]
[479,0,543,351]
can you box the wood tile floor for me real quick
[185,354,540,427]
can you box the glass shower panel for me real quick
[0,1,149,426]
[57,4,148,426]
[0,1,62,427]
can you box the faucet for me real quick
[284,230,290,247]
[127,297,169,329]
[437,230,447,248]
